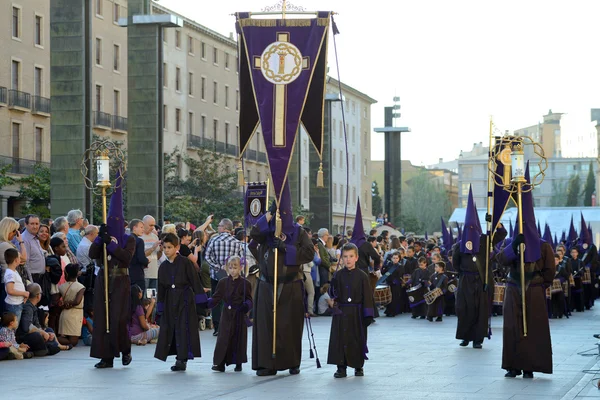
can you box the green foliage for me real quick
[401,169,452,233]
[293,203,313,227]
[583,162,595,207]
[164,147,244,225]
[0,164,16,190]
[549,179,567,207]
[565,173,581,207]
[18,164,51,218]
[371,180,383,217]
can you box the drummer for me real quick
[426,261,448,322]
[409,257,429,320]
[551,253,569,319]
[382,252,406,317]
[568,247,585,313]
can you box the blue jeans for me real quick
[4,302,23,325]
[83,336,92,346]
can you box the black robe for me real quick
[89,235,135,360]
[154,255,206,362]
[327,267,374,369]
[453,238,493,343]
[568,258,585,312]
[409,267,429,317]
[209,276,253,366]
[382,262,405,316]
[581,244,597,309]
[249,218,314,372]
[427,272,448,318]
[551,260,570,318]
[496,241,555,374]
[404,256,418,275]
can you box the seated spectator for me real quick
[17,283,70,356]
[0,312,32,359]
[58,264,85,347]
[142,297,156,324]
[129,285,159,345]
[48,237,67,332]
[4,248,29,325]
[81,307,93,347]
[318,284,334,316]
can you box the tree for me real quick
[401,169,452,233]
[371,180,383,217]
[18,164,51,218]
[583,162,595,206]
[549,179,568,207]
[293,203,313,227]
[565,174,581,207]
[0,164,15,191]
[164,147,243,225]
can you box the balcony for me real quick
[187,134,203,149]
[8,90,31,111]
[94,111,112,130]
[0,156,50,175]
[112,115,128,132]
[245,149,257,161]
[215,141,226,153]
[32,96,51,116]
[226,144,238,156]
[0,87,7,106]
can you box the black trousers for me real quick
[211,279,223,330]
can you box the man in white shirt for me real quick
[76,225,98,273]
[142,215,162,291]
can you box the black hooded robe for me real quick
[382,262,405,317]
[427,272,448,318]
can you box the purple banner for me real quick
[245,183,268,227]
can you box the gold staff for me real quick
[96,151,112,333]
[273,207,282,359]
[485,117,494,292]
[511,143,527,337]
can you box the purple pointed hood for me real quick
[568,216,577,244]
[537,221,542,238]
[460,186,482,254]
[514,163,541,262]
[350,199,366,249]
[579,213,593,249]
[107,171,127,247]
[543,223,553,248]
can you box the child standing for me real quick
[382,252,405,317]
[327,243,374,378]
[427,262,448,322]
[58,264,86,347]
[409,257,429,319]
[0,312,32,359]
[3,248,29,325]
[209,256,252,372]
[154,233,206,372]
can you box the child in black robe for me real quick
[409,257,429,319]
[427,262,448,321]
[383,252,405,317]
[209,256,252,372]
[327,243,374,378]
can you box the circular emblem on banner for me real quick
[250,198,262,217]
[498,146,512,166]
[261,42,303,84]
[583,243,589,250]
[408,296,415,303]
[465,241,473,251]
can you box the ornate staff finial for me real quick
[262,0,306,15]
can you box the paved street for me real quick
[2,305,600,400]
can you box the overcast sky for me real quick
[159,0,600,165]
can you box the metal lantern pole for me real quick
[96,151,112,333]
[511,143,527,337]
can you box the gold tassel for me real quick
[238,18,277,27]
[316,163,324,188]
[237,161,245,186]
[275,211,282,238]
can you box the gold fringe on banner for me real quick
[316,162,324,188]
[282,19,312,27]
[238,18,277,27]
[317,18,330,27]
[237,161,245,186]
[238,18,329,28]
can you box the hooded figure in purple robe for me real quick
[578,213,597,309]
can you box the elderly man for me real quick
[76,225,99,273]
[204,218,244,336]
[317,228,332,285]
[142,215,162,291]
[22,214,45,284]
[66,209,84,253]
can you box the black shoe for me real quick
[211,364,225,372]
[436,317,443,322]
[234,364,242,372]
[171,360,187,372]
[504,369,522,378]
[355,368,364,377]
[523,371,534,379]
[427,317,433,322]
[419,316,426,319]
[47,346,61,356]
[334,368,347,378]
[473,342,482,349]
[94,359,114,369]
[459,340,469,347]
[256,368,277,376]
[289,367,300,375]
[213,330,219,337]
[594,334,600,339]
[122,353,132,366]
[23,351,33,359]
[411,315,418,319]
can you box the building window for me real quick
[95,38,102,65]
[333,149,337,167]
[163,28,167,43]
[113,90,120,116]
[363,159,368,176]
[201,42,206,58]
[201,77,206,100]
[35,127,43,162]
[225,53,230,69]
[34,67,42,96]
[213,119,218,141]
[188,36,194,54]
[340,184,345,205]
[96,0,103,16]
[175,67,181,91]
[175,108,181,132]
[175,30,181,49]
[352,187,357,204]
[339,151,343,167]
[352,101,356,114]
[188,112,194,135]
[332,119,336,133]
[352,154,356,172]
[113,3,119,23]
[236,89,239,111]
[303,177,308,199]
[12,123,20,159]
[257,171,261,182]
[201,116,206,137]
[461,183,469,196]
[35,15,42,46]
[163,105,167,129]
[95,85,102,111]
[339,121,343,138]
[113,44,120,71]
[213,81,218,104]
[352,126,356,143]
[188,72,193,96]
[12,7,20,39]
[333,183,338,204]
[225,122,230,146]
[213,47,218,64]
[163,63,167,87]
[225,85,229,108]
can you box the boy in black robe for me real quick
[209,256,253,372]
[382,252,405,317]
[427,261,448,321]
[327,243,374,378]
[154,233,207,372]
[568,248,585,312]
[409,257,429,319]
